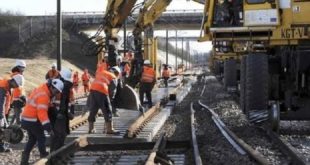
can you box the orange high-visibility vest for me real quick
[96,61,108,73]
[82,72,90,85]
[0,79,11,115]
[21,84,51,126]
[90,70,115,95]
[141,66,155,83]
[47,69,60,79]
[162,69,171,78]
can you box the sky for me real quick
[0,0,204,16]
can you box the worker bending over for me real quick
[45,63,60,80]
[49,68,75,155]
[82,69,91,95]
[20,79,64,165]
[140,60,156,108]
[162,65,171,88]
[0,74,24,152]
[109,66,122,117]
[87,68,119,134]
[10,60,27,125]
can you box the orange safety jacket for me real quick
[96,61,108,73]
[162,69,171,78]
[141,66,155,83]
[90,70,116,95]
[21,84,51,126]
[46,69,60,79]
[0,79,11,116]
[82,72,91,85]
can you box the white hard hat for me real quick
[116,55,122,62]
[12,74,25,87]
[111,66,121,73]
[51,79,64,92]
[104,54,108,58]
[144,60,151,65]
[15,60,26,68]
[52,63,57,68]
[60,68,72,82]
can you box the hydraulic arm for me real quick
[128,0,172,86]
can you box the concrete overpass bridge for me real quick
[62,9,203,30]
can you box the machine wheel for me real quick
[269,102,280,132]
[246,53,269,123]
[240,56,246,113]
[224,58,237,89]
[213,61,221,76]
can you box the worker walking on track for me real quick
[49,68,75,156]
[72,71,79,93]
[9,60,27,125]
[20,79,64,165]
[140,60,156,108]
[0,74,24,153]
[87,68,119,134]
[45,63,60,80]
[109,66,122,117]
[82,69,91,95]
[162,65,171,88]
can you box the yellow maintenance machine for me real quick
[128,0,172,86]
[200,0,310,130]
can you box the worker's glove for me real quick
[43,123,52,133]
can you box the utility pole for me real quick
[166,29,168,65]
[181,38,184,71]
[123,19,127,56]
[175,30,178,74]
[57,0,62,70]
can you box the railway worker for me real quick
[72,71,79,93]
[45,63,60,80]
[87,67,119,135]
[162,65,171,88]
[10,60,27,125]
[49,68,75,154]
[139,60,156,108]
[109,66,122,117]
[0,74,24,153]
[96,54,109,74]
[81,69,91,95]
[20,79,64,165]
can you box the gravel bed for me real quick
[199,76,291,164]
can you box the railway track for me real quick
[197,100,309,165]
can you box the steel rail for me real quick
[190,102,203,165]
[125,103,161,138]
[198,100,269,165]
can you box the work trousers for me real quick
[21,120,48,157]
[50,117,67,152]
[163,77,169,87]
[87,90,112,122]
[139,82,153,107]
[10,105,22,125]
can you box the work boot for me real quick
[112,112,120,117]
[20,152,30,165]
[88,122,96,134]
[0,144,12,153]
[105,122,120,135]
